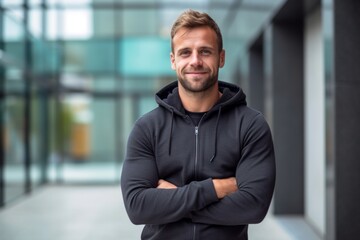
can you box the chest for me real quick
[154,119,242,185]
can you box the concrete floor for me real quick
[0,185,321,240]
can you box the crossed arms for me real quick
[121,114,276,226]
[158,178,237,199]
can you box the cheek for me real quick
[174,60,186,71]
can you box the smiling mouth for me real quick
[186,72,208,74]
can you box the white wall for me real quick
[304,6,325,236]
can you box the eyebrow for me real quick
[176,46,215,53]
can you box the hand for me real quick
[212,177,237,199]
[157,179,178,189]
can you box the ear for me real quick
[170,52,176,70]
[219,49,225,68]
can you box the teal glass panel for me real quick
[119,37,175,77]
[122,78,157,92]
[122,9,158,35]
[30,88,43,186]
[93,10,116,38]
[92,76,117,91]
[139,96,157,117]
[57,95,119,183]
[31,40,60,74]
[3,58,26,202]
[63,40,116,73]
[4,95,26,203]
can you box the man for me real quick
[121,9,276,240]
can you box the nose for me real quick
[189,52,203,67]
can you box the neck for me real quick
[179,84,222,112]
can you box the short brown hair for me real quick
[171,9,223,53]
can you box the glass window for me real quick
[4,89,26,203]
[46,9,60,40]
[47,0,91,6]
[2,0,22,7]
[29,8,42,38]
[4,11,24,42]
[63,40,116,73]
[122,10,158,36]
[63,9,93,40]
[30,88,44,187]
[119,37,174,77]
[93,10,115,38]
[58,95,119,183]
[92,76,117,92]
[46,8,93,40]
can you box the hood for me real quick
[155,80,247,116]
[155,80,247,162]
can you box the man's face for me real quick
[170,26,225,93]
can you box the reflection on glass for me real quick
[63,40,116,73]
[47,0,91,5]
[4,11,24,42]
[29,8,42,38]
[46,8,92,40]
[58,96,119,183]
[4,95,26,202]
[63,9,93,39]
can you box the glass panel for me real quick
[29,8,43,38]
[122,10,158,36]
[48,97,63,182]
[4,95,26,203]
[62,8,93,39]
[2,0,23,7]
[59,95,119,183]
[119,37,174,77]
[63,40,116,73]
[47,10,95,42]
[139,96,157,117]
[30,87,43,186]
[30,0,42,5]
[2,10,26,203]
[92,76,117,92]
[46,9,59,40]
[4,11,24,43]
[47,0,91,6]
[93,10,115,38]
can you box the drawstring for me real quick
[168,106,222,160]
[209,106,222,162]
[168,109,174,155]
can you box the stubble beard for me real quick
[178,71,218,93]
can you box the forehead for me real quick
[172,26,218,51]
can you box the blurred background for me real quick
[0,0,359,240]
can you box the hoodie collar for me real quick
[155,80,247,115]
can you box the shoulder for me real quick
[130,107,171,139]
[228,105,266,126]
[226,105,271,137]
[135,107,167,128]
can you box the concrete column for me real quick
[264,21,304,215]
[249,36,264,114]
[325,0,360,239]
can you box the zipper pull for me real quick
[195,126,198,135]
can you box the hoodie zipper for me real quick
[194,126,199,180]
[192,114,206,240]
[193,126,199,240]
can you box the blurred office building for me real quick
[0,0,359,239]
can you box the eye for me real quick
[200,49,211,55]
[179,50,190,57]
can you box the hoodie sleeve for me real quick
[120,120,219,225]
[190,114,276,225]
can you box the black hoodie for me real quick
[121,81,276,240]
